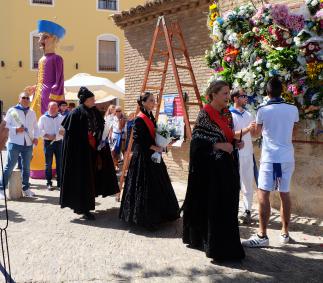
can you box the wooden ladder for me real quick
[119,16,203,192]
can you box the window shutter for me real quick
[99,40,117,71]
[32,0,53,5]
[98,0,117,10]
[32,36,43,69]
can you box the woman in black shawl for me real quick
[182,80,245,261]
[60,87,119,220]
[119,92,179,229]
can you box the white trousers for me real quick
[239,154,254,211]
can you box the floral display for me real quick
[205,0,323,134]
[151,123,176,163]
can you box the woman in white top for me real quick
[109,106,125,170]
[102,104,116,142]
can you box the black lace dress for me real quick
[119,111,179,228]
[182,109,245,261]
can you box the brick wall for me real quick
[123,0,303,182]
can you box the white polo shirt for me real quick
[38,113,65,141]
[230,107,254,157]
[5,106,39,146]
[256,103,299,163]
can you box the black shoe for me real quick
[240,210,252,224]
[83,212,95,220]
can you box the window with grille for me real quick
[31,0,53,5]
[32,36,43,69]
[98,0,117,10]
[98,39,118,72]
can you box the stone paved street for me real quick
[0,153,322,282]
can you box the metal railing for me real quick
[99,65,117,71]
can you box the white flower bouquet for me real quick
[151,123,175,164]
[9,109,33,143]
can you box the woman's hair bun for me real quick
[137,95,143,106]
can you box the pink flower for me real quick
[272,4,289,25]
[314,9,323,20]
[214,67,224,73]
[285,14,305,32]
[270,4,305,32]
[288,84,299,97]
[224,56,232,62]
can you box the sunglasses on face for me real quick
[21,97,30,100]
[238,95,247,98]
[116,110,121,113]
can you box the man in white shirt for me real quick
[0,93,39,199]
[38,102,65,190]
[243,77,299,247]
[229,88,255,224]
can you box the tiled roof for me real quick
[112,0,211,27]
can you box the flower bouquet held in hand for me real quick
[9,109,34,144]
[151,123,176,164]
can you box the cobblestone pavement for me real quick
[0,155,322,282]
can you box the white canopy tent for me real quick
[64,73,124,105]
[115,78,125,92]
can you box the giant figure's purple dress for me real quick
[30,53,64,178]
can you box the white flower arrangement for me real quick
[9,109,33,142]
[151,123,175,164]
[212,24,223,41]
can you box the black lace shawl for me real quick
[191,109,229,161]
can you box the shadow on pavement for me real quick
[111,245,323,282]
[71,206,182,239]
[0,205,25,223]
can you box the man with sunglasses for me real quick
[230,88,256,224]
[0,93,39,199]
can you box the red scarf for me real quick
[137,112,155,139]
[204,104,234,143]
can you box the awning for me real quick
[64,73,125,101]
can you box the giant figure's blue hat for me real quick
[38,20,66,39]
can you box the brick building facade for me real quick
[113,0,303,182]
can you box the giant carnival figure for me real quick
[25,20,66,178]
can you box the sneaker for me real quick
[0,190,5,200]
[240,210,252,224]
[280,234,290,244]
[47,185,54,191]
[23,189,35,198]
[242,234,269,248]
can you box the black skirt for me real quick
[182,140,245,261]
[120,144,180,228]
